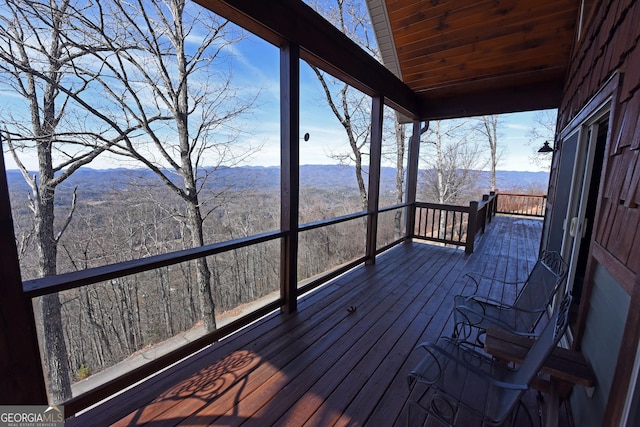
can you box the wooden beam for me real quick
[0,138,48,404]
[193,0,421,119]
[420,79,563,120]
[366,96,384,265]
[280,42,299,313]
[404,120,422,239]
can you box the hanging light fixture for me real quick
[538,141,554,153]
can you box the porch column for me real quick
[0,137,48,403]
[405,120,422,240]
[280,42,300,313]
[366,95,384,265]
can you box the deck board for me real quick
[68,216,561,427]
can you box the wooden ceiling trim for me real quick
[400,58,568,87]
[401,58,568,86]
[410,77,565,98]
[414,69,565,96]
[419,79,563,120]
[416,69,565,93]
[367,0,402,78]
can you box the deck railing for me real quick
[12,189,538,415]
[496,193,547,217]
[21,206,403,415]
[413,192,498,254]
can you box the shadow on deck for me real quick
[69,216,565,426]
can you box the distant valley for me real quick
[6,165,550,198]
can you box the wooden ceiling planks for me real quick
[388,0,576,84]
[397,14,575,71]
[389,0,574,44]
[377,0,579,118]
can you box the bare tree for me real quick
[420,120,483,204]
[0,0,122,403]
[392,119,406,238]
[309,0,378,211]
[526,109,557,170]
[71,0,259,332]
[476,115,503,191]
[310,67,371,210]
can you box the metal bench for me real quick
[484,325,596,427]
[453,250,567,344]
[407,292,573,426]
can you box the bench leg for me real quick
[545,378,560,427]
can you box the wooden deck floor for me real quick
[70,216,566,426]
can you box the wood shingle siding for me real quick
[554,0,640,425]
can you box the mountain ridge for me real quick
[5,165,550,195]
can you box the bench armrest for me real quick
[457,294,548,312]
[410,337,527,391]
[454,303,547,338]
[463,272,525,296]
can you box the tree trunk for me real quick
[34,182,72,403]
[185,198,216,332]
[482,115,499,192]
[394,121,406,239]
[172,0,217,332]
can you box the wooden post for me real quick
[489,191,497,219]
[466,201,479,255]
[280,42,299,313]
[405,120,422,241]
[482,194,490,228]
[0,137,48,404]
[365,95,384,265]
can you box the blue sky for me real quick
[1,2,555,173]
[205,31,556,172]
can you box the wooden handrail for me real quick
[26,206,400,298]
[496,193,547,217]
[299,210,368,232]
[415,201,469,212]
[413,203,469,247]
[413,192,499,255]
[23,230,285,297]
[466,192,497,254]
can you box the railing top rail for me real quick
[378,202,409,214]
[415,202,469,212]
[23,230,284,298]
[23,202,413,298]
[476,192,497,208]
[497,193,547,197]
[299,210,368,232]
[300,202,409,234]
